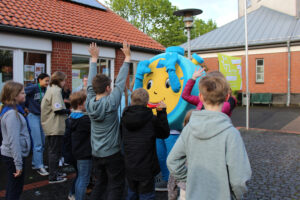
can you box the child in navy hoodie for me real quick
[68,90,92,200]
[25,73,50,176]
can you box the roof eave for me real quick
[0,25,164,54]
[190,40,300,54]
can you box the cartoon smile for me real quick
[143,59,184,115]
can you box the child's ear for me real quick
[199,93,204,102]
[225,94,230,101]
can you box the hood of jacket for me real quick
[86,96,108,122]
[121,105,153,131]
[188,110,233,140]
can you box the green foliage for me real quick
[105,0,217,47]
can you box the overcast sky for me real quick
[97,0,238,27]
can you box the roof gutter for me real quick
[190,40,300,54]
[0,24,164,54]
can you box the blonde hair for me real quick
[131,88,149,106]
[0,81,24,107]
[199,75,229,106]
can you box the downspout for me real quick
[287,40,291,107]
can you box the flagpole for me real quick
[244,0,249,130]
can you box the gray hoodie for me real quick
[167,110,251,200]
[86,62,129,157]
[0,110,31,170]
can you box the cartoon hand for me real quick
[135,60,151,80]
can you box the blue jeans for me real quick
[126,178,155,200]
[156,134,179,181]
[27,113,45,169]
[75,160,92,200]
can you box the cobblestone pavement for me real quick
[240,129,300,200]
[1,128,299,200]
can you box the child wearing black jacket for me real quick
[68,91,92,200]
[121,88,170,200]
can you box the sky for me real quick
[97,0,239,27]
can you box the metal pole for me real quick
[187,28,191,60]
[244,0,249,130]
[287,40,291,107]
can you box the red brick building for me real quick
[182,7,300,106]
[0,0,165,91]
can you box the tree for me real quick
[191,19,217,39]
[105,0,217,47]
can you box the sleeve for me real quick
[107,62,130,111]
[4,111,23,170]
[222,102,231,116]
[181,79,200,106]
[24,84,36,96]
[153,108,170,139]
[86,62,98,103]
[51,90,65,112]
[226,129,252,200]
[167,129,188,182]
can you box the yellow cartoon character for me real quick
[134,46,205,130]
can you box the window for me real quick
[0,49,13,90]
[24,52,47,85]
[129,62,137,89]
[256,59,264,83]
[71,56,114,91]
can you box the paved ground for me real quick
[0,106,300,199]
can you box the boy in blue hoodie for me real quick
[167,75,252,200]
[86,42,131,200]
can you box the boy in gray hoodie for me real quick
[86,42,130,200]
[167,75,251,200]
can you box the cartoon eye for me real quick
[147,80,153,90]
[165,79,170,88]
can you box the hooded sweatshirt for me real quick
[121,105,170,180]
[86,62,129,157]
[167,110,251,200]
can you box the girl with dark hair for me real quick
[25,73,50,176]
[0,81,31,200]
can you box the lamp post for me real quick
[173,8,202,60]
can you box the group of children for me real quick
[0,41,251,200]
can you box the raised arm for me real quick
[86,42,100,103]
[182,68,205,106]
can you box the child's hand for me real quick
[192,67,205,80]
[121,41,131,62]
[14,169,22,178]
[88,42,100,63]
[156,101,166,111]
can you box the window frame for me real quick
[255,58,264,83]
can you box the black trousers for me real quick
[47,135,63,180]
[2,155,25,200]
[90,151,125,200]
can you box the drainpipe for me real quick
[287,40,291,107]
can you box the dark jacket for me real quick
[70,112,92,160]
[121,105,170,181]
[25,84,46,115]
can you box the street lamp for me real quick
[173,9,202,60]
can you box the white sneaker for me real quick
[36,168,49,176]
[49,177,67,184]
[68,194,75,200]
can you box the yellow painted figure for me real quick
[134,46,205,130]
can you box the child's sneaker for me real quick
[57,172,67,178]
[155,173,168,191]
[36,168,49,176]
[49,177,67,184]
[68,194,75,200]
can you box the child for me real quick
[121,88,170,200]
[41,71,70,184]
[25,73,50,176]
[67,90,92,200]
[167,75,252,200]
[168,109,195,200]
[86,42,131,200]
[182,68,237,116]
[0,81,31,199]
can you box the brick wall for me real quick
[203,51,300,94]
[114,48,125,79]
[51,40,72,89]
